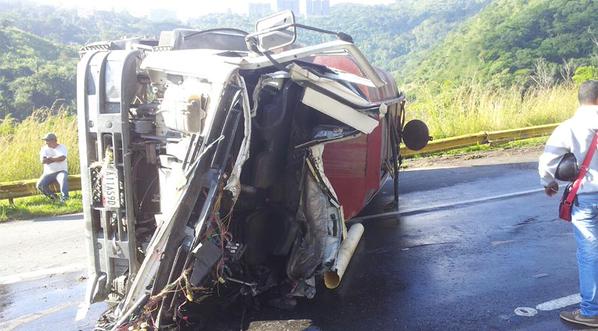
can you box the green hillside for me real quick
[401,0,598,88]
[0,2,185,44]
[187,1,490,71]
[1,0,487,71]
[0,0,488,118]
[0,26,77,119]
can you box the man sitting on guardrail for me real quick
[539,80,598,327]
[36,133,69,203]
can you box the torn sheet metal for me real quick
[235,40,387,88]
[286,171,329,281]
[306,146,360,291]
[224,74,252,200]
[309,145,345,267]
[302,87,379,134]
[251,72,290,116]
[289,63,373,108]
[307,144,340,203]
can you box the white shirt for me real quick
[40,144,68,175]
[539,105,598,194]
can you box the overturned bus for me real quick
[76,11,429,330]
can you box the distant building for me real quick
[300,0,330,17]
[273,0,301,14]
[248,3,272,17]
[269,0,329,17]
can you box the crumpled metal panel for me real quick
[286,171,329,281]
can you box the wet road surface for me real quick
[0,214,105,330]
[0,151,591,330]
[0,272,106,331]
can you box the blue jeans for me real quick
[36,171,69,200]
[572,194,598,316]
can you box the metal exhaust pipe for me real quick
[324,223,364,289]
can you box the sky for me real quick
[16,0,395,20]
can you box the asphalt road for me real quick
[0,149,590,330]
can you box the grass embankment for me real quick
[405,82,577,139]
[0,192,82,222]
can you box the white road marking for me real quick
[352,188,544,222]
[535,293,581,311]
[491,240,516,246]
[402,165,462,172]
[514,293,581,317]
[75,301,91,321]
[0,302,74,331]
[0,264,84,285]
[515,307,538,317]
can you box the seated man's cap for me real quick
[42,133,57,141]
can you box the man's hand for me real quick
[544,181,559,197]
[43,156,65,164]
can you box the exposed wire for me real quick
[137,176,158,213]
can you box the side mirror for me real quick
[402,120,430,151]
[254,10,297,52]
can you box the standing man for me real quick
[539,80,598,327]
[36,132,69,202]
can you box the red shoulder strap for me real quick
[565,131,598,206]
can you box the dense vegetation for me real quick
[0,0,487,118]
[186,0,490,71]
[0,27,77,119]
[2,0,597,118]
[403,0,598,88]
[0,2,183,44]
[0,2,186,119]
[0,0,597,169]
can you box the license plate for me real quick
[102,166,120,209]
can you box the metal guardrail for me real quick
[400,123,558,157]
[0,175,81,203]
[0,123,559,202]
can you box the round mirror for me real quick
[402,120,430,151]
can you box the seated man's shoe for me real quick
[560,309,598,327]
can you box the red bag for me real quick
[559,132,598,221]
[559,183,574,221]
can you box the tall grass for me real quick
[405,82,578,139]
[0,82,583,182]
[0,108,78,182]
